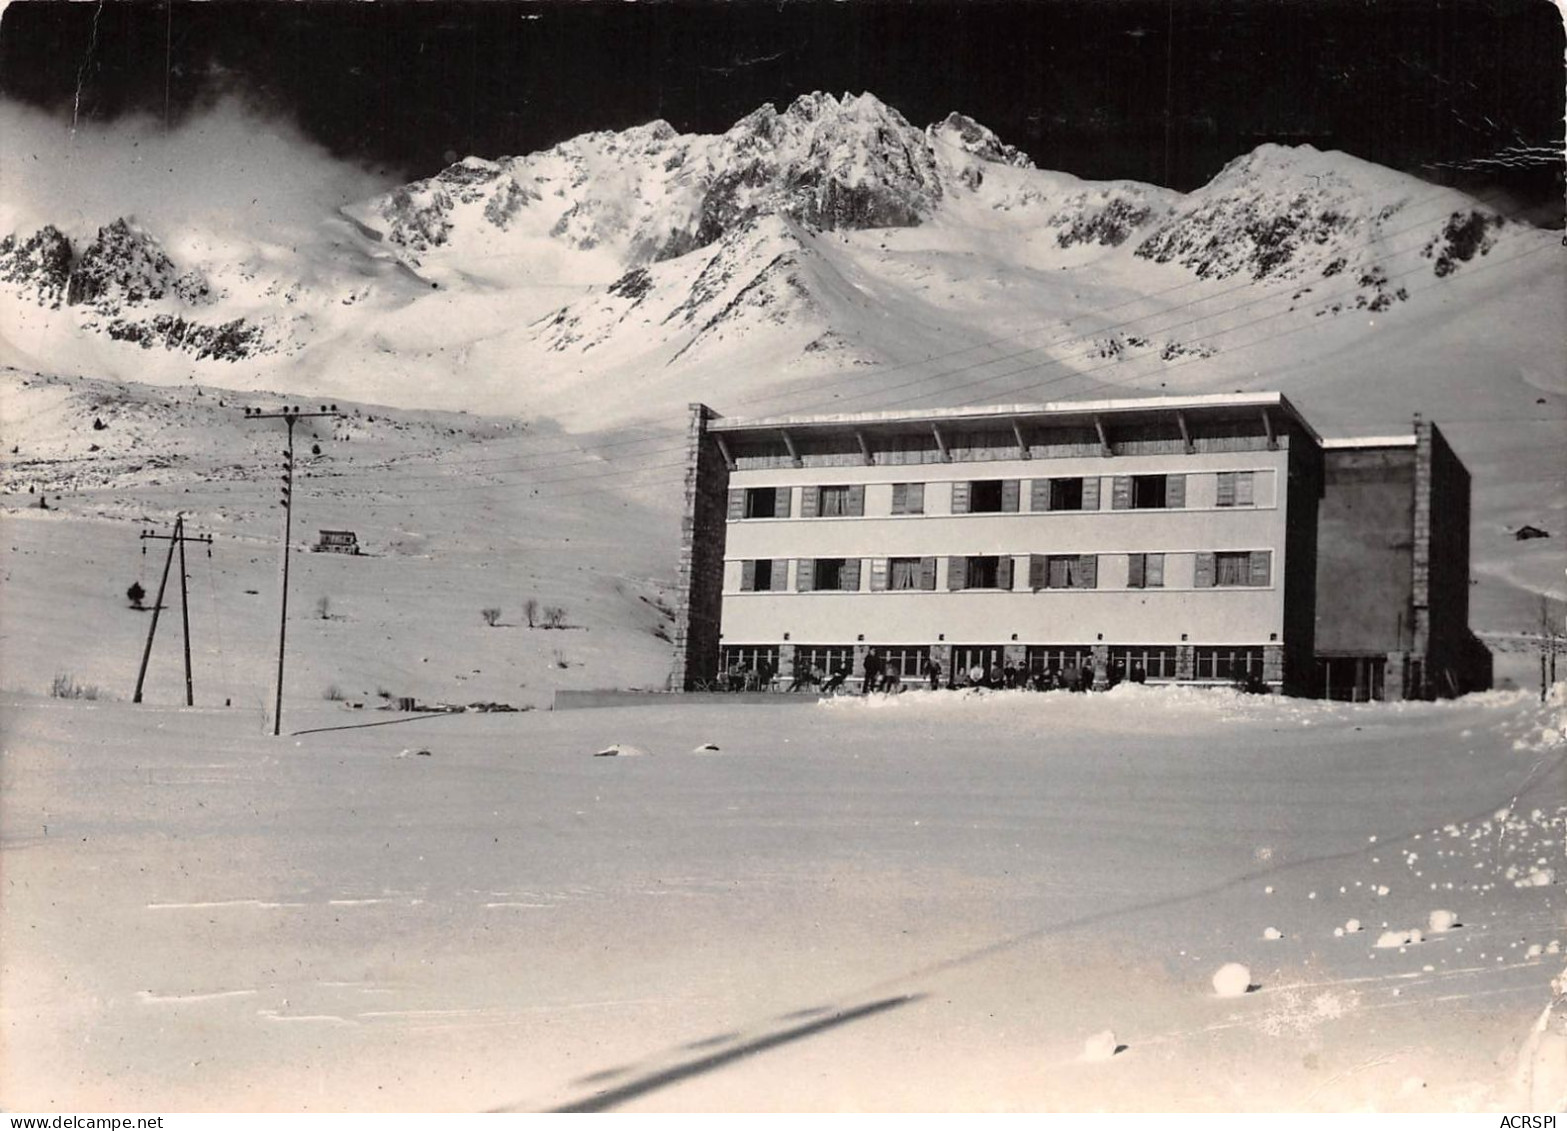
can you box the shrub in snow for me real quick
[1212,962,1253,997]
[1082,1030,1121,1061]
[1428,909,1461,933]
[1263,927,1282,940]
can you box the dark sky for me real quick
[3,0,1563,216]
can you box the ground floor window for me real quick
[719,645,782,689]
[1110,645,1178,680]
[874,646,930,680]
[1314,655,1385,702]
[792,645,854,681]
[1193,646,1265,682]
[1024,645,1094,676]
[950,644,1007,684]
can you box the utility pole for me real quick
[133,515,213,705]
[243,405,340,735]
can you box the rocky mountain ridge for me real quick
[0,92,1548,430]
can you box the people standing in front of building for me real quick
[924,654,942,691]
[862,648,884,694]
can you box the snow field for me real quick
[2,682,1562,1111]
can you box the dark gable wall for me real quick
[1281,422,1322,694]
[1315,448,1417,654]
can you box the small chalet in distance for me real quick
[312,529,360,555]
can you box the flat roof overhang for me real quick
[707,391,1323,445]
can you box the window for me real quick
[1194,646,1265,682]
[739,559,788,592]
[1052,477,1083,510]
[720,645,781,686]
[877,646,930,679]
[1110,645,1178,680]
[890,482,925,515]
[1029,553,1098,590]
[1127,552,1165,588]
[1026,645,1093,675]
[1216,470,1256,507]
[879,556,934,591]
[731,486,790,520]
[796,557,861,592]
[1031,476,1100,512]
[949,554,1012,590]
[952,479,1020,514]
[1112,473,1186,510]
[802,484,864,518]
[819,485,852,516]
[1196,550,1271,588]
[793,645,854,680]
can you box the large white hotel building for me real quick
[670,393,1489,700]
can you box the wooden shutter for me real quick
[1111,476,1131,510]
[774,488,792,518]
[1077,554,1098,589]
[800,487,819,518]
[1215,471,1235,507]
[870,558,889,591]
[891,483,907,514]
[919,556,937,590]
[1083,476,1101,511]
[1001,479,1021,513]
[1031,479,1051,512]
[947,555,968,591]
[1028,554,1046,591]
[841,558,861,592]
[1194,552,1215,588]
[905,482,924,514]
[1146,553,1165,587]
[950,481,971,514]
[1235,471,1254,507]
[847,484,865,517]
[1249,550,1271,587]
[770,559,789,591]
[997,555,1014,591]
[1127,552,1145,589]
[740,560,757,591]
[728,489,745,521]
[1166,474,1185,509]
[796,558,815,592]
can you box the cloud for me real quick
[0,97,398,247]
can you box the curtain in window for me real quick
[890,558,921,589]
[1216,553,1250,586]
[819,487,849,516]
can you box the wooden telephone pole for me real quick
[243,405,340,736]
[133,515,213,706]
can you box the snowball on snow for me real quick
[1526,944,1544,959]
[1376,928,1424,948]
[1427,909,1461,933]
[1082,1030,1121,1061]
[1345,919,1362,933]
[1212,962,1253,997]
[1263,927,1282,940]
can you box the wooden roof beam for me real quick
[1261,407,1278,451]
[1093,414,1113,457]
[712,433,736,471]
[931,422,951,462]
[779,428,802,468]
[1175,410,1194,455]
[854,429,874,466]
[1011,418,1031,459]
